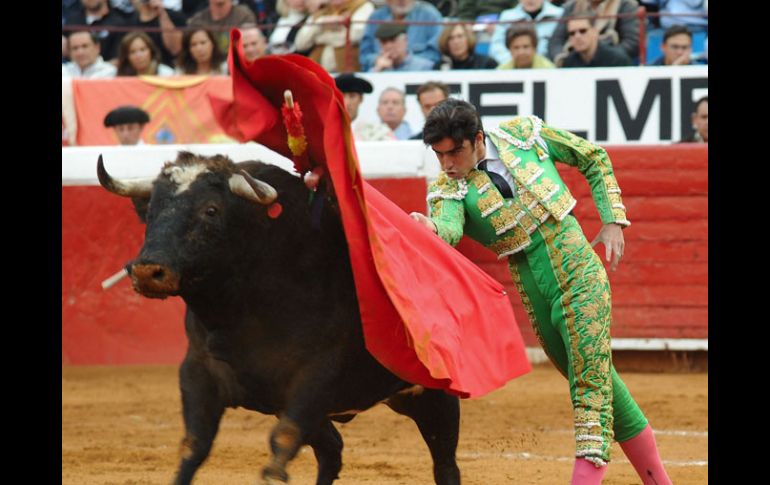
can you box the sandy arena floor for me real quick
[62,364,707,484]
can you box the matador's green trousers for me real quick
[508,215,648,465]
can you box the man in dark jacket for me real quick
[561,12,632,67]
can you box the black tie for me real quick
[477,160,514,199]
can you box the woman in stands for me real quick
[116,32,175,77]
[435,23,498,70]
[175,28,228,75]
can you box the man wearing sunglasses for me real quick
[561,11,632,67]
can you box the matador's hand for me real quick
[591,223,625,271]
[410,212,437,233]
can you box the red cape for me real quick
[210,31,531,398]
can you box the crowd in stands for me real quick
[62,0,707,143]
[62,0,708,78]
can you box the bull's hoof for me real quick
[258,477,288,485]
[260,464,289,484]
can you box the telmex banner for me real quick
[64,65,706,146]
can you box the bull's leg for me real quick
[261,363,341,485]
[386,388,461,485]
[172,358,225,485]
[307,419,344,485]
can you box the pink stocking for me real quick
[570,457,607,485]
[619,424,672,485]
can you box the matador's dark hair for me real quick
[422,98,484,145]
[422,98,484,146]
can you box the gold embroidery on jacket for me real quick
[513,162,545,185]
[489,226,531,257]
[477,189,505,217]
[490,205,519,235]
[550,191,577,220]
[468,170,491,194]
[531,177,560,202]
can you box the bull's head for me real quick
[98,152,281,299]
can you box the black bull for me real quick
[98,152,462,485]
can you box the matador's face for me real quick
[431,131,486,180]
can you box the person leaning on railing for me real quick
[294,0,375,72]
[358,0,443,72]
[267,0,309,55]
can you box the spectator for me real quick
[561,10,632,67]
[334,72,394,141]
[182,0,209,17]
[63,35,70,63]
[549,0,639,64]
[110,0,184,18]
[680,95,707,143]
[410,81,449,140]
[103,105,151,145]
[62,31,118,78]
[187,0,257,55]
[176,28,228,74]
[241,0,281,33]
[377,87,412,139]
[63,0,83,23]
[125,0,186,67]
[64,0,128,61]
[335,72,373,122]
[369,23,435,72]
[268,0,308,54]
[117,31,176,75]
[489,0,564,64]
[497,23,555,68]
[640,0,707,32]
[435,23,498,70]
[240,23,269,61]
[359,0,443,72]
[455,0,516,21]
[650,24,693,65]
[294,0,375,72]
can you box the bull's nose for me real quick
[130,263,180,299]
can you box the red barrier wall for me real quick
[62,145,707,364]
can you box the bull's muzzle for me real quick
[129,263,181,299]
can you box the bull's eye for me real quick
[205,206,218,217]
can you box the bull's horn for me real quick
[97,155,154,198]
[229,170,278,205]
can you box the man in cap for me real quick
[103,106,151,145]
[358,0,442,72]
[334,72,373,123]
[370,23,435,72]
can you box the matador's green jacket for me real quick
[426,116,629,253]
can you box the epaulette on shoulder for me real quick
[427,173,469,202]
[488,116,548,155]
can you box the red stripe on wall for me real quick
[62,145,707,364]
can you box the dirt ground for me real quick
[62,364,707,485]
